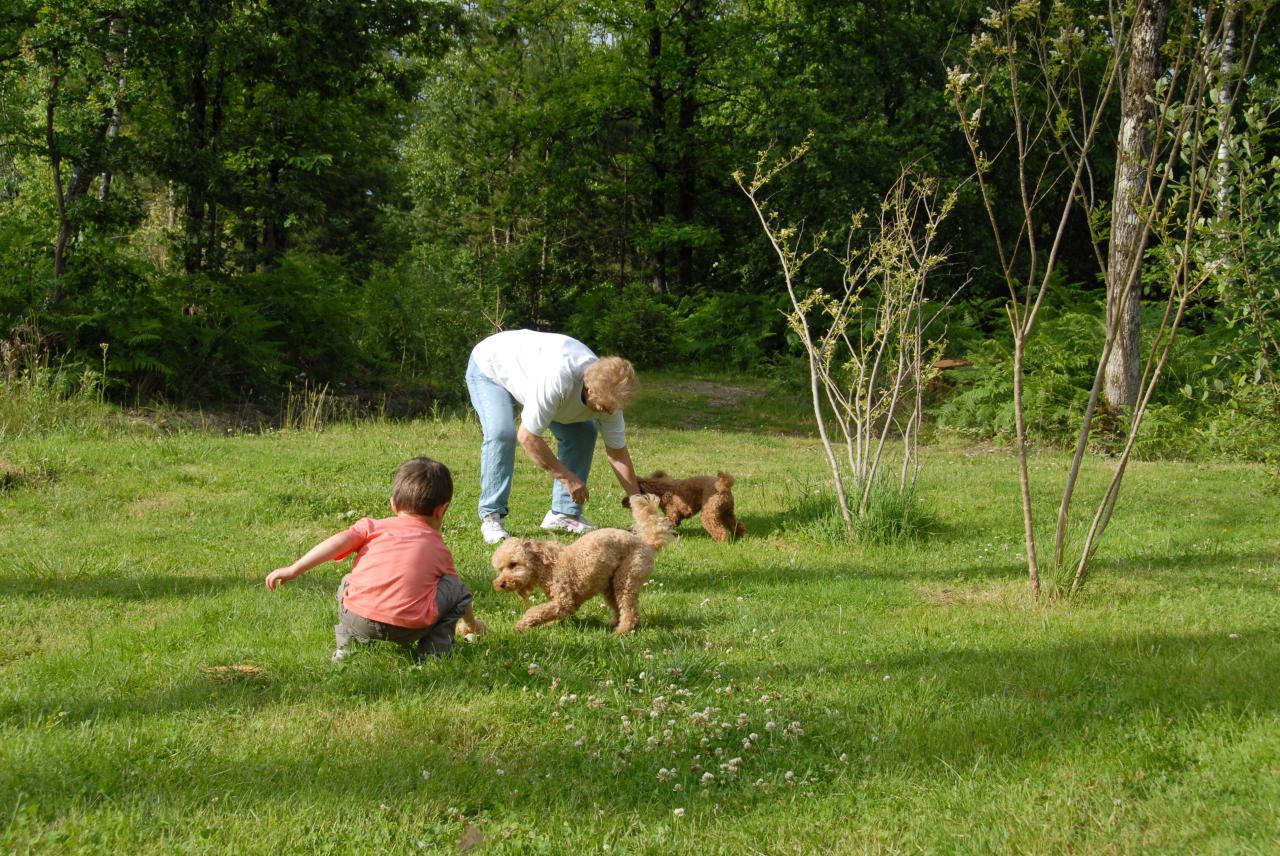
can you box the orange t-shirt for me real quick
[334,515,457,628]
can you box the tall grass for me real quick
[0,359,115,442]
[772,478,936,545]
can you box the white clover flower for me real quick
[673,808,686,818]
[701,772,715,785]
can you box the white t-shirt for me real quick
[470,330,628,448]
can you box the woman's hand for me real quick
[562,475,590,506]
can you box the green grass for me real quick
[2,378,1279,854]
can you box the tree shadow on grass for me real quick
[6,624,1279,846]
[879,546,1280,590]
[0,567,250,601]
[768,626,1280,769]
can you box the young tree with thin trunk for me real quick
[949,0,1271,597]
[738,143,955,536]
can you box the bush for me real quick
[566,286,677,368]
[359,244,494,402]
[672,291,789,369]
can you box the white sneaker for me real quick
[540,510,596,535]
[332,647,351,664]
[480,514,509,544]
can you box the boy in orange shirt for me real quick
[265,457,485,662]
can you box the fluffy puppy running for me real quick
[625,470,746,542]
[491,494,673,635]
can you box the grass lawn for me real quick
[2,375,1278,854]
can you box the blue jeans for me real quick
[466,357,597,520]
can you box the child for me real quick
[265,456,485,662]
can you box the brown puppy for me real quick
[491,494,672,635]
[626,470,746,542]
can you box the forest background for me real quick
[3,0,1279,461]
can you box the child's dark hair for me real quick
[392,457,453,515]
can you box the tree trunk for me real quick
[98,17,127,203]
[674,0,702,292]
[47,63,69,301]
[183,49,209,274]
[646,0,667,294]
[1215,6,1238,219]
[1104,0,1170,413]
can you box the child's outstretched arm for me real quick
[265,530,360,590]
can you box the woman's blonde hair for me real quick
[583,356,637,413]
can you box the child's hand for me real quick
[457,617,487,637]
[265,566,302,590]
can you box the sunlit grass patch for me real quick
[2,391,1280,853]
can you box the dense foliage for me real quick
[1,0,1277,457]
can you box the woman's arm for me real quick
[605,445,641,496]
[517,425,589,505]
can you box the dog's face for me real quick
[491,539,538,597]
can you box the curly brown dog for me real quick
[625,470,746,542]
[491,494,672,634]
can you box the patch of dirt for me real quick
[652,379,763,407]
[117,383,444,435]
[917,581,1027,607]
[202,664,268,683]
[0,458,57,491]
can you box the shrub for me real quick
[672,291,789,369]
[567,286,677,368]
[359,245,493,402]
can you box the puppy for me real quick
[626,470,746,542]
[491,494,673,634]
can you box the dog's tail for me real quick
[629,493,675,552]
[715,471,735,493]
